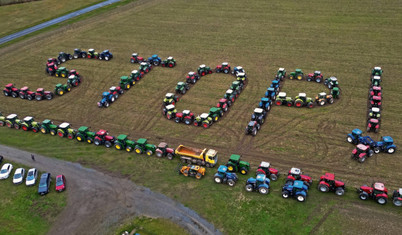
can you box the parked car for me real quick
[26,168,38,186]
[12,168,25,184]
[0,163,13,179]
[55,175,66,192]
[38,173,51,196]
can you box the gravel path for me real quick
[0,144,221,235]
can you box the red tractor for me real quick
[3,83,20,98]
[351,144,374,163]
[186,72,200,84]
[94,129,115,148]
[369,86,382,97]
[286,167,313,188]
[255,161,279,181]
[369,96,382,108]
[46,58,59,75]
[392,189,402,206]
[130,53,144,63]
[317,173,345,196]
[109,86,123,99]
[216,98,231,112]
[35,88,53,101]
[174,110,194,125]
[215,62,231,74]
[367,118,380,133]
[19,86,36,100]
[357,182,388,205]
[155,142,175,160]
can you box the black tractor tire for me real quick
[167,153,174,160]
[76,133,84,142]
[3,91,8,96]
[19,93,25,99]
[259,187,269,195]
[368,150,374,157]
[359,192,368,200]
[27,95,33,101]
[105,141,112,148]
[374,147,380,154]
[295,100,303,107]
[227,179,236,187]
[87,137,93,144]
[214,176,222,184]
[335,187,345,196]
[115,143,123,150]
[240,167,248,175]
[296,195,306,202]
[387,147,395,154]
[184,118,192,125]
[36,95,42,101]
[14,123,20,129]
[67,132,75,140]
[245,184,253,192]
[393,198,402,207]
[318,184,329,193]
[270,174,278,181]
[94,139,102,146]
[282,191,290,199]
[156,150,163,157]
[252,129,257,136]
[175,117,181,123]
[135,147,143,154]
[377,197,388,205]
[126,146,133,152]
[358,156,366,163]
[11,92,18,98]
[50,129,57,136]
[46,94,53,100]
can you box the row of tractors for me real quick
[161,62,247,128]
[98,54,176,108]
[0,111,400,206]
[367,67,383,133]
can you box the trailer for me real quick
[175,145,218,167]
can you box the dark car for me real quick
[0,155,3,164]
[38,173,51,196]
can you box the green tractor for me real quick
[55,67,69,78]
[331,87,340,99]
[175,82,189,94]
[21,116,41,132]
[120,76,133,90]
[294,93,314,108]
[371,76,381,87]
[54,83,71,96]
[67,75,81,87]
[57,122,76,139]
[75,126,96,143]
[230,81,243,93]
[134,138,156,156]
[289,69,303,80]
[161,56,176,68]
[0,112,5,126]
[197,64,212,76]
[114,134,136,152]
[129,70,142,82]
[40,119,58,135]
[276,68,286,80]
[5,114,22,129]
[208,107,223,122]
[371,66,382,77]
[275,92,293,107]
[226,154,250,175]
[194,113,213,128]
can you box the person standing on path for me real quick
[31,154,35,161]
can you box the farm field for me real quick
[0,0,401,234]
[0,160,66,235]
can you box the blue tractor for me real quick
[148,54,161,66]
[346,129,363,145]
[259,97,272,111]
[265,87,276,100]
[282,180,308,202]
[270,80,280,90]
[373,136,396,154]
[97,92,115,108]
[213,165,238,187]
[245,174,270,195]
[98,50,113,61]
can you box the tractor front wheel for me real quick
[167,153,174,160]
[295,100,303,107]
[195,173,202,180]
[105,141,112,148]
[346,136,353,143]
[282,191,290,199]
[270,174,278,181]
[126,146,133,152]
[135,147,143,154]
[50,129,57,136]
[245,184,253,192]
[318,184,329,193]
[94,139,102,146]
[358,156,366,163]
[115,143,122,150]
[87,138,93,144]
[227,165,235,172]
[335,187,345,196]
[374,147,380,154]
[359,192,368,200]
[393,198,402,207]
[14,124,20,130]
[240,167,248,175]
[76,134,84,142]
[227,179,236,187]
[146,150,153,156]
[21,125,28,131]
[214,176,222,184]
[67,133,75,140]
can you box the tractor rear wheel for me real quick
[50,129,57,136]
[318,184,329,193]
[146,150,153,156]
[195,173,202,180]
[167,153,174,160]
[296,195,306,202]
[374,147,380,154]
[94,139,102,146]
[319,100,325,106]
[105,141,112,148]
[245,184,253,192]
[240,167,248,175]
[270,174,278,181]
[394,198,402,207]
[175,117,181,123]
[282,191,290,199]
[377,197,387,205]
[227,179,236,187]
[359,192,368,200]
[295,100,303,107]
[335,187,345,196]
[259,187,269,195]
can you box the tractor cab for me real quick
[188,71,195,76]
[314,71,321,76]
[176,82,186,89]
[297,93,307,102]
[132,53,138,57]
[331,87,340,98]
[157,142,169,151]
[208,107,223,122]
[166,56,174,61]
[199,64,205,69]
[164,104,177,115]
[292,180,307,193]
[277,67,286,76]
[270,80,280,89]
[102,92,110,98]
[74,48,82,54]
[246,121,259,136]
[289,167,302,179]
[182,110,191,116]
[369,107,381,119]
[356,144,369,154]
[368,118,379,131]
[373,182,388,196]
[164,93,178,106]
[265,87,276,99]
[320,173,335,185]
[372,76,381,86]
[102,50,110,54]
[230,81,242,92]
[222,62,229,67]
[256,174,269,185]
[200,113,211,121]
[69,69,79,76]
[347,128,363,144]
[58,122,71,130]
[20,86,29,92]
[234,66,244,74]
[22,116,34,124]
[295,69,303,75]
[96,129,109,138]
[7,114,18,122]
[47,58,53,64]
[116,134,128,143]
[277,92,287,100]
[370,96,382,106]
[253,108,265,117]
[259,161,270,171]
[224,89,236,101]
[372,67,382,76]
[217,165,228,174]
[330,77,338,86]
[88,48,95,54]
[317,92,327,99]
[252,108,266,123]
[259,97,271,110]
[381,136,394,148]
[130,70,141,81]
[36,88,44,94]
[109,86,119,94]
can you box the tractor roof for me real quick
[166,93,174,97]
[278,92,286,97]
[131,70,138,74]
[136,138,147,145]
[55,83,63,88]
[218,165,228,173]
[188,71,195,75]
[68,75,76,79]
[295,68,302,72]
[374,66,381,70]
[199,64,206,68]
[59,51,64,54]
[103,50,109,53]
[299,93,306,97]
[332,87,339,91]
[236,66,243,70]
[237,72,245,77]
[372,86,381,90]
[183,110,190,115]
[229,154,241,162]
[222,62,229,66]
[117,134,128,141]
[279,67,285,71]
[372,96,381,101]
[167,56,173,60]
[260,161,270,168]
[7,114,17,119]
[272,80,279,84]
[37,88,44,92]
[373,76,381,80]
[23,116,33,122]
[315,71,321,74]
[256,174,266,182]
[357,144,369,151]
[248,121,256,126]
[200,113,209,119]
[323,173,335,180]
[166,104,175,110]
[78,126,89,132]
[102,92,109,96]
[399,188,402,195]
[319,92,327,96]
[290,168,301,175]
[371,107,380,112]
[261,97,269,102]
[89,48,94,52]
[5,83,13,87]
[226,89,233,94]
[140,62,147,66]
[382,136,393,143]
[254,108,264,114]
[132,53,138,56]
[190,165,200,171]
[151,54,158,58]
[59,122,70,128]
[374,182,385,191]
[267,87,275,92]
[352,129,363,135]
[293,180,304,189]
[219,98,227,102]
[110,86,117,90]
[206,149,217,157]
[158,142,168,148]
[177,82,185,85]
[120,76,129,80]
[369,118,379,123]
[75,48,81,51]
[330,77,337,81]
[96,129,107,135]
[232,81,240,85]
[42,119,52,124]
[209,107,219,113]
[59,67,66,70]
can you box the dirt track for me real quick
[0,144,221,235]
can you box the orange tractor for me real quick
[179,165,206,180]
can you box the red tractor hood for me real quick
[335,180,344,187]
[360,185,373,194]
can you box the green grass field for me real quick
[0,0,103,37]
[116,217,189,235]
[0,0,401,234]
[0,159,66,235]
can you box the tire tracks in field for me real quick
[0,144,221,235]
